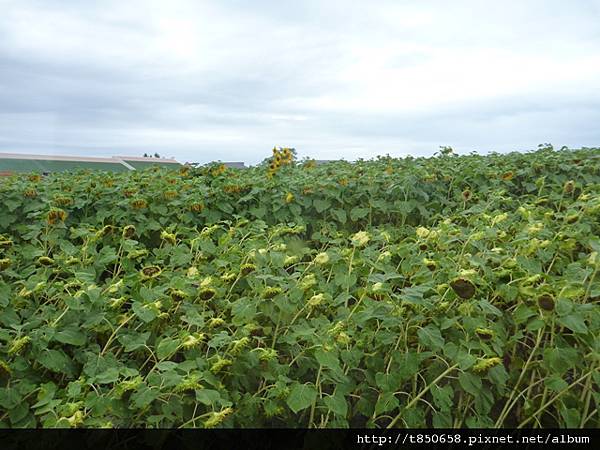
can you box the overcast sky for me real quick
[1,0,600,165]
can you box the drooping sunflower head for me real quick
[462,189,472,201]
[23,188,38,198]
[169,289,187,301]
[0,359,11,377]
[28,174,41,182]
[283,255,299,268]
[190,203,204,212]
[450,278,476,299]
[8,336,31,355]
[285,192,294,203]
[53,196,73,207]
[180,334,205,351]
[140,266,162,280]
[537,293,555,311]
[0,258,11,271]
[472,357,502,373]
[128,249,148,261]
[130,198,148,209]
[563,180,575,194]
[96,225,115,238]
[262,286,282,299]
[47,208,67,225]
[198,287,216,301]
[475,328,495,340]
[221,272,237,283]
[122,225,136,239]
[208,317,225,328]
[37,256,55,266]
[164,190,178,200]
[0,237,13,249]
[240,263,256,276]
[229,337,250,356]
[501,171,514,181]
[423,258,437,271]
[160,230,177,245]
[203,407,234,428]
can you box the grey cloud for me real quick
[1,0,599,165]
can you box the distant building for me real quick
[221,162,246,169]
[0,152,181,175]
[187,161,246,169]
[111,155,181,170]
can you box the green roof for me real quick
[0,158,129,173]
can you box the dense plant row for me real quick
[0,145,599,428]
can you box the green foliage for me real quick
[0,146,599,428]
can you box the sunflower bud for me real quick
[314,252,330,265]
[350,231,370,247]
[416,227,430,239]
[308,293,325,307]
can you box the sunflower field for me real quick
[0,145,599,428]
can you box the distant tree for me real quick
[154,153,161,159]
[143,153,148,157]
